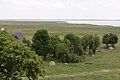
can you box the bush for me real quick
[81,34,100,55]
[64,33,84,56]
[109,33,118,48]
[22,37,31,47]
[0,31,44,80]
[55,42,69,62]
[66,54,82,63]
[32,30,50,59]
[102,34,110,48]
[102,33,118,48]
[49,35,62,57]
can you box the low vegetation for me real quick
[0,22,120,80]
[0,31,44,80]
[102,33,118,48]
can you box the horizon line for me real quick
[0,19,120,21]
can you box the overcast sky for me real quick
[0,0,120,19]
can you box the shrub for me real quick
[0,31,44,80]
[102,33,118,48]
[55,42,69,62]
[64,33,84,56]
[109,33,118,48]
[32,30,50,59]
[22,37,31,47]
[81,34,100,55]
[49,35,62,57]
[102,34,110,48]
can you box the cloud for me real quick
[0,0,120,19]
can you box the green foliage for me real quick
[66,54,82,63]
[22,37,31,47]
[61,33,84,63]
[102,34,110,48]
[32,30,50,59]
[102,33,118,48]
[49,34,83,63]
[0,31,44,80]
[109,33,118,48]
[55,42,69,62]
[64,33,84,56]
[81,34,100,55]
[49,35,62,57]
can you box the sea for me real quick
[0,19,120,27]
[66,20,120,27]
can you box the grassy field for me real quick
[1,21,120,80]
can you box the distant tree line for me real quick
[31,30,103,63]
[22,30,118,63]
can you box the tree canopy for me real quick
[102,33,118,48]
[81,34,100,55]
[0,31,44,80]
[32,30,50,59]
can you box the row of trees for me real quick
[31,30,101,63]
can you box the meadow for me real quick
[0,21,120,80]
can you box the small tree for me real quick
[81,34,100,55]
[32,30,50,59]
[55,42,69,62]
[0,31,44,80]
[109,33,118,48]
[49,35,61,57]
[92,35,101,54]
[102,34,110,48]
[64,33,84,56]
[102,33,118,49]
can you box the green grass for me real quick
[1,21,120,80]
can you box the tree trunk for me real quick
[112,44,115,49]
[105,44,109,49]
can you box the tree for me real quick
[102,33,118,49]
[49,35,62,57]
[109,33,118,48]
[0,31,44,80]
[55,42,69,62]
[92,35,101,54]
[64,33,84,56]
[32,30,50,59]
[81,34,100,55]
[102,34,110,48]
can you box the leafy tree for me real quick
[92,35,101,54]
[81,34,100,55]
[102,34,110,48]
[64,33,84,56]
[102,33,118,48]
[55,42,69,62]
[32,30,50,59]
[0,31,44,80]
[54,42,82,63]
[49,35,62,57]
[109,33,118,48]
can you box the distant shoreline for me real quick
[0,19,120,21]
[0,19,120,27]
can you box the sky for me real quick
[0,0,120,19]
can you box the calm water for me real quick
[1,19,120,27]
[67,21,120,27]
